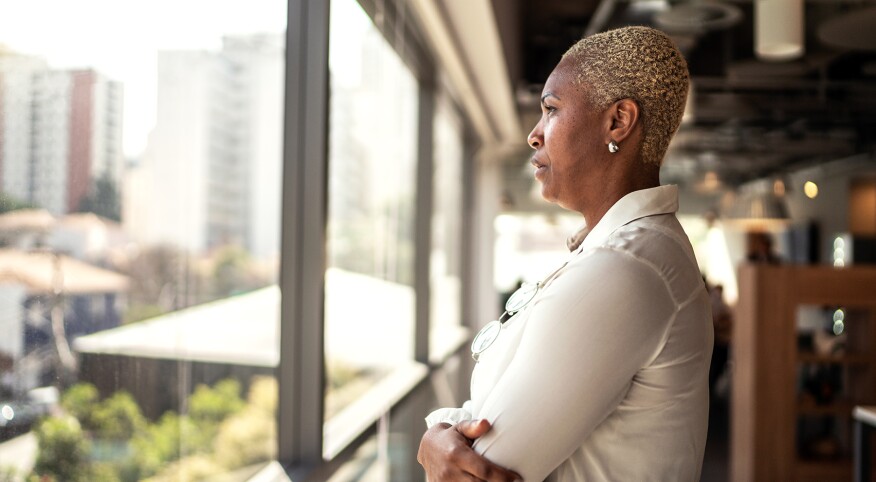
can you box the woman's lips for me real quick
[534,165,547,180]
[532,158,547,180]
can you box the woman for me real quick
[418,26,712,481]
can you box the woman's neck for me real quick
[577,163,660,228]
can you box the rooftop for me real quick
[0,249,129,295]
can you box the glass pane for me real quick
[325,0,419,422]
[326,388,430,482]
[493,213,584,304]
[429,94,464,359]
[0,2,284,480]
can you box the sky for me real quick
[0,0,287,158]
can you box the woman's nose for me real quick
[527,123,542,149]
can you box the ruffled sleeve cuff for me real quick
[425,400,473,428]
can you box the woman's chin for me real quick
[540,187,559,204]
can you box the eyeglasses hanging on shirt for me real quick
[471,282,539,361]
[471,261,570,362]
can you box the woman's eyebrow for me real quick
[541,92,560,105]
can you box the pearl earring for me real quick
[608,140,619,153]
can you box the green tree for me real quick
[76,173,121,221]
[188,379,245,425]
[91,391,146,440]
[0,467,21,482]
[122,303,165,325]
[0,192,34,214]
[213,377,277,469]
[61,383,100,431]
[211,246,253,298]
[124,245,185,311]
[130,412,194,479]
[179,379,246,452]
[32,416,91,482]
[142,454,222,482]
[126,379,247,479]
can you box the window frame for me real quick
[278,0,477,477]
[278,0,330,468]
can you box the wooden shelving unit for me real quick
[797,399,857,416]
[732,265,876,482]
[798,353,871,366]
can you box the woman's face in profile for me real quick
[528,57,606,212]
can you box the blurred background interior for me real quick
[0,0,875,480]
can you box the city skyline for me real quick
[0,52,124,216]
[0,0,286,158]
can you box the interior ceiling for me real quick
[496,0,876,213]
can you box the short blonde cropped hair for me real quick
[562,26,689,166]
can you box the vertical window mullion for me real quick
[279,0,330,468]
[459,131,481,393]
[415,81,435,364]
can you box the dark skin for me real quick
[417,420,521,481]
[530,56,659,224]
[418,56,659,481]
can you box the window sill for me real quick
[322,360,428,460]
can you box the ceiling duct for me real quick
[653,1,742,35]
[755,0,804,61]
[818,7,876,51]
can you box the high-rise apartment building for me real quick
[0,49,123,216]
[124,34,283,261]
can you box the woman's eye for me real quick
[544,105,556,115]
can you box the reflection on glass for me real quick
[325,0,418,421]
[430,94,464,358]
[0,2,284,479]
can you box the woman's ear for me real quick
[606,98,640,144]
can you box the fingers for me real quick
[419,420,521,482]
[448,424,521,482]
[455,449,520,482]
[456,418,492,439]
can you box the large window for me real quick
[1,0,479,478]
[0,2,284,480]
[324,0,420,421]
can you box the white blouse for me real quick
[426,185,713,481]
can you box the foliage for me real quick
[88,463,122,482]
[142,454,223,482]
[326,359,362,391]
[61,383,100,431]
[179,379,246,452]
[32,416,91,482]
[188,379,245,426]
[0,192,34,214]
[130,412,193,479]
[211,245,257,298]
[121,303,165,325]
[0,467,20,482]
[76,173,121,221]
[129,379,246,479]
[246,376,278,413]
[213,408,275,470]
[36,377,275,481]
[124,245,185,311]
[123,242,272,315]
[213,377,277,469]
[91,392,146,441]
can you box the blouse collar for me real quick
[569,185,679,253]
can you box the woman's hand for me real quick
[417,419,521,481]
